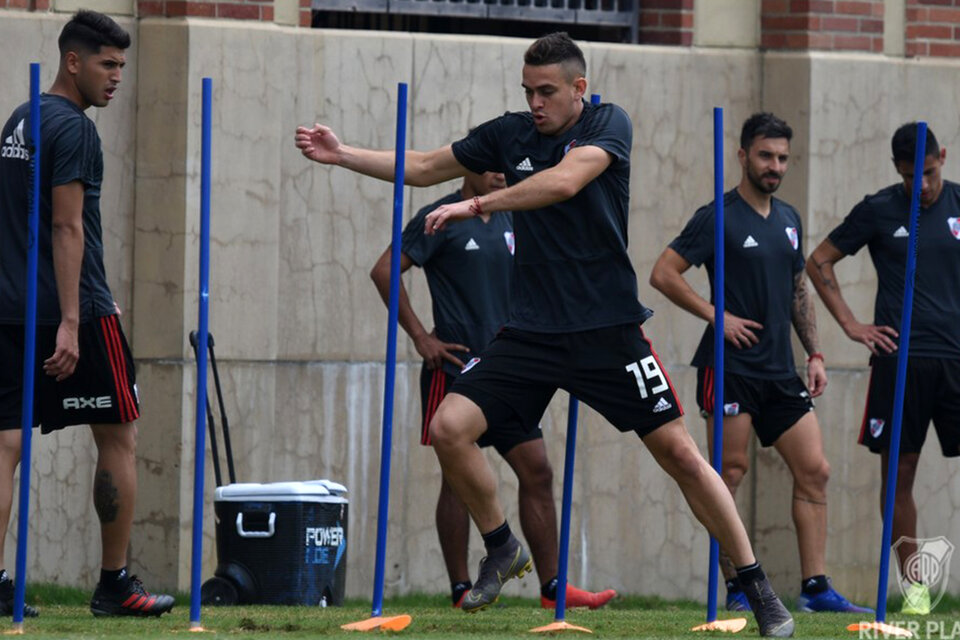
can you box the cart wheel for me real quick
[200,576,238,606]
[215,562,258,604]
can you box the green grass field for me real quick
[9,586,960,639]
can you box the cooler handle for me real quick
[236,512,276,538]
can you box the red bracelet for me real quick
[807,352,824,363]
[469,195,483,217]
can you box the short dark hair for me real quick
[891,122,940,165]
[740,112,792,151]
[58,10,130,58]
[524,32,586,80]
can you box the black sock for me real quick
[725,577,742,592]
[481,521,511,552]
[451,581,472,605]
[801,574,829,595]
[0,570,8,584]
[100,567,129,593]
[541,576,559,600]
[735,562,765,586]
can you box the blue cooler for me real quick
[203,479,348,606]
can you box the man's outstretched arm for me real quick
[424,146,611,233]
[295,124,466,187]
[805,238,898,355]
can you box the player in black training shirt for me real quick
[650,113,871,615]
[297,33,793,636]
[0,11,173,617]
[369,169,614,610]
[806,124,960,616]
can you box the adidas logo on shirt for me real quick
[515,157,533,172]
[742,235,758,248]
[893,226,909,238]
[652,397,672,413]
[0,119,29,161]
[464,238,480,251]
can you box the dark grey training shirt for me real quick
[401,191,514,375]
[451,101,652,333]
[0,94,115,324]
[670,189,805,379]
[828,180,960,359]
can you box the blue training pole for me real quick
[190,77,213,628]
[13,62,41,630]
[874,121,927,623]
[706,106,725,623]
[551,92,601,623]
[371,81,408,618]
[554,396,579,621]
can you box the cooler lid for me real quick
[215,480,348,503]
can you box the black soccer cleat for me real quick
[0,575,38,618]
[461,534,533,613]
[90,575,175,617]
[741,575,795,637]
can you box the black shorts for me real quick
[0,316,140,433]
[696,367,814,447]
[858,356,960,457]
[419,363,542,455]
[450,324,683,440]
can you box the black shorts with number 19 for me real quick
[450,324,683,439]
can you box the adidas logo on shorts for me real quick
[652,397,672,413]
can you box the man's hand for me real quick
[843,320,898,355]
[43,321,79,381]
[295,124,342,165]
[414,331,469,370]
[806,357,827,398]
[424,199,475,235]
[721,311,764,349]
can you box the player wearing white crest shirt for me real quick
[652,112,871,616]
[807,123,960,616]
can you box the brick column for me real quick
[905,0,960,57]
[299,0,309,26]
[761,0,884,52]
[639,0,694,45]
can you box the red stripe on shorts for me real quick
[703,365,714,414]
[106,316,135,422]
[422,369,446,446]
[104,316,137,423]
[101,317,128,423]
[112,316,139,422]
[639,325,684,415]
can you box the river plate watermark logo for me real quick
[894,536,955,614]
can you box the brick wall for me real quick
[639,0,694,46]
[905,0,960,57]
[0,0,49,10]
[761,0,884,52]
[137,0,274,20]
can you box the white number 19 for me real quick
[625,357,668,399]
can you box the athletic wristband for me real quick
[806,352,824,363]
[469,195,483,217]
